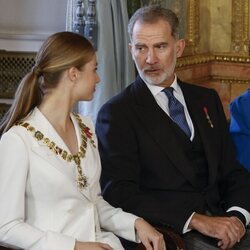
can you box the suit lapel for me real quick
[179,82,219,186]
[132,77,196,186]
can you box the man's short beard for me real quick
[135,55,176,86]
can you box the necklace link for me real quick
[16,113,95,190]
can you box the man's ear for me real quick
[128,43,136,62]
[128,43,132,54]
[176,39,185,58]
[68,67,78,82]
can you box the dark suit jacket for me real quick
[96,76,250,234]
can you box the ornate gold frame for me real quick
[182,0,250,55]
[178,0,250,67]
[231,0,249,55]
[184,0,200,55]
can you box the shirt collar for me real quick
[144,74,180,97]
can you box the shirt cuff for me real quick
[182,212,196,234]
[227,206,250,226]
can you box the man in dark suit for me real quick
[96,5,250,249]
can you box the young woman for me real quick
[0,32,165,250]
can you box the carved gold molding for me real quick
[176,53,250,86]
[177,53,250,68]
[231,0,249,55]
[182,75,250,85]
[212,75,250,85]
[183,0,200,55]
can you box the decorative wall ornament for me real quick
[74,0,85,34]
[213,76,250,85]
[66,0,97,50]
[177,53,250,68]
[231,0,249,55]
[184,0,199,55]
[0,51,35,99]
[66,0,84,33]
[84,0,97,50]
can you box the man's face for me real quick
[129,19,185,87]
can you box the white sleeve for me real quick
[0,132,75,250]
[93,183,139,243]
[227,206,250,225]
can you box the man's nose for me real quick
[146,49,158,64]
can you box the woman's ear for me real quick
[176,39,185,58]
[68,67,78,82]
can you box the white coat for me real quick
[0,108,138,250]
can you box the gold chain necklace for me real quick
[16,113,96,190]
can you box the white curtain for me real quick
[66,0,135,123]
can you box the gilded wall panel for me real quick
[231,0,249,55]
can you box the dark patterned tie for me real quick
[163,87,191,137]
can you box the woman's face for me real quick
[76,54,100,101]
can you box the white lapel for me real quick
[70,113,101,199]
[26,108,93,200]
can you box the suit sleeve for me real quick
[96,101,200,233]
[0,131,75,250]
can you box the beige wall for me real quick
[199,0,232,54]
[0,0,68,51]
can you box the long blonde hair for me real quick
[0,32,95,135]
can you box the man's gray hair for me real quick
[128,5,180,41]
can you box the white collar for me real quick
[144,74,180,97]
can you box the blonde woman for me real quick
[0,32,165,250]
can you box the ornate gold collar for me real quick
[16,113,96,190]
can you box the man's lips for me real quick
[144,68,161,74]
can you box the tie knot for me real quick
[163,87,175,100]
[163,86,174,95]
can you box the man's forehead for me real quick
[131,20,172,40]
[131,31,170,46]
[133,18,171,31]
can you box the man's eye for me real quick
[136,46,145,51]
[157,44,166,50]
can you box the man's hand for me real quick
[189,213,246,249]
